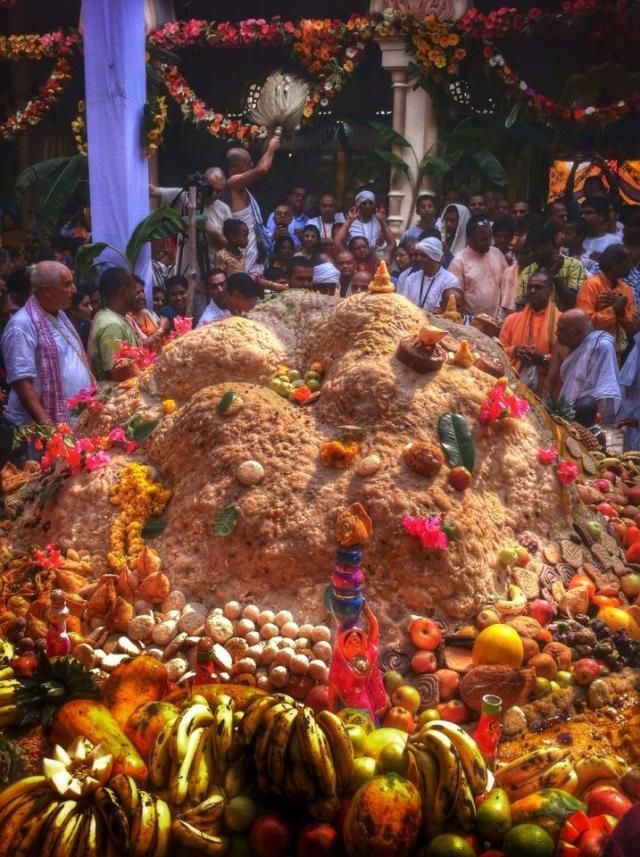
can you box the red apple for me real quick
[528,598,554,626]
[296,823,340,857]
[515,545,530,567]
[409,617,443,651]
[305,683,330,713]
[411,650,438,674]
[577,829,607,857]
[249,813,294,857]
[585,787,632,820]
[573,658,601,686]
[597,503,617,518]
[448,466,472,491]
[435,668,460,701]
[437,699,470,724]
[594,479,612,493]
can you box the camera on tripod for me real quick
[185,172,214,207]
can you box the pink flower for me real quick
[556,459,579,484]
[75,437,97,453]
[84,452,111,472]
[108,428,126,444]
[509,396,529,418]
[402,515,449,550]
[537,446,558,465]
[173,315,193,336]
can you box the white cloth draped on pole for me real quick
[82,0,152,300]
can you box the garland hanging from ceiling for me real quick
[1,5,640,148]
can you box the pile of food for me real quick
[0,289,638,856]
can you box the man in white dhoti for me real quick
[397,237,461,312]
[557,309,621,424]
[617,331,640,449]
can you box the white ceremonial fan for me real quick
[248,70,310,138]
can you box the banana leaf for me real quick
[74,241,118,285]
[15,155,87,227]
[470,147,508,188]
[213,506,239,537]
[125,207,186,270]
[370,121,411,149]
[438,412,475,472]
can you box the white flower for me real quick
[519,81,528,91]
[585,107,595,115]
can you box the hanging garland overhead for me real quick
[458,1,640,124]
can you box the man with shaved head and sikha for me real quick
[549,308,622,426]
[1,261,93,460]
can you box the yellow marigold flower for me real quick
[320,440,359,469]
[161,399,177,415]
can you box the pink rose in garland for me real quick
[402,515,449,550]
[537,445,559,465]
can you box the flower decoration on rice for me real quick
[537,445,559,465]
[556,459,579,485]
[402,514,449,550]
[479,379,529,425]
[320,439,359,468]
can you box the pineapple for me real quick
[569,421,602,452]
[0,733,25,785]
[544,395,576,421]
[15,654,99,728]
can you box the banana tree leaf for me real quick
[470,147,508,188]
[74,242,113,284]
[16,157,73,201]
[370,121,411,149]
[125,207,186,270]
[15,155,87,228]
[374,149,409,170]
[141,517,167,539]
[419,153,451,177]
[438,412,475,472]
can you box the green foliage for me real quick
[125,415,160,443]
[16,655,100,729]
[438,412,475,472]
[141,517,167,539]
[15,155,88,234]
[0,733,25,786]
[217,391,238,414]
[213,506,239,537]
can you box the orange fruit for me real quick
[472,623,524,669]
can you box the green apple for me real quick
[555,670,575,688]
[621,572,640,599]
[498,546,519,566]
[287,369,301,381]
[383,669,405,693]
[269,378,285,395]
[345,724,367,758]
[549,680,560,693]
[586,520,602,542]
[350,756,377,791]
[291,379,306,389]
[306,379,320,392]
[305,370,320,382]
[377,741,409,776]
[363,727,408,762]
[532,676,551,698]
[224,796,258,833]
[416,708,440,730]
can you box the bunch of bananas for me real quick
[241,693,354,817]
[495,746,628,801]
[407,720,488,837]
[172,789,228,856]
[0,771,171,857]
[149,693,239,806]
[0,669,20,728]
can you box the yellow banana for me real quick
[495,746,569,788]
[74,807,102,857]
[494,584,527,617]
[179,789,226,828]
[52,806,83,857]
[189,728,214,804]
[171,703,213,762]
[288,726,317,803]
[149,722,174,789]
[254,700,298,793]
[454,769,477,832]
[172,818,229,856]
[505,757,578,802]
[0,705,20,728]
[151,794,171,857]
[13,796,60,857]
[170,726,205,806]
[211,699,234,773]
[408,745,440,839]
[130,789,157,857]
[316,709,355,795]
[38,799,79,857]
[575,754,628,794]
[94,785,130,853]
[313,712,338,800]
[241,694,292,745]
[0,789,51,857]
[0,670,15,682]
[109,772,139,817]
[0,775,47,813]
[0,790,38,835]
[266,705,300,793]
[420,730,460,823]
[0,681,19,705]
[426,720,487,796]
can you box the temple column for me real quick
[82,0,151,295]
[375,36,438,235]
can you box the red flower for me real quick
[537,446,559,465]
[556,459,579,484]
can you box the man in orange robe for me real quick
[500,270,559,393]
[576,244,636,349]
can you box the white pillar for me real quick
[376,36,438,235]
[82,0,151,296]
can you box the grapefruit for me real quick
[472,623,524,668]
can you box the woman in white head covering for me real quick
[441,203,471,257]
[397,237,462,312]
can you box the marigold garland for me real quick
[108,462,171,573]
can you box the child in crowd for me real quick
[216,219,249,277]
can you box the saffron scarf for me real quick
[24,295,87,424]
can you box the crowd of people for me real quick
[1,141,640,465]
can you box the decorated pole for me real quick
[82,0,152,299]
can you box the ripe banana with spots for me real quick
[130,789,157,857]
[503,757,579,802]
[575,753,628,796]
[495,745,570,788]
[172,818,229,856]
[408,743,441,839]
[171,702,214,762]
[418,729,460,823]
[316,709,355,794]
[211,697,234,773]
[425,720,488,796]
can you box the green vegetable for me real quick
[217,391,237,414]
[141,518,167,539]
[213,505,239,537]
[438,412,475,472]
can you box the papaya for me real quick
[124,700,180,761]
[343,773,422,857]
[50,699,148,785]
[102,655,168,729]
[510,788,585,839]
[163,682,266,711]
